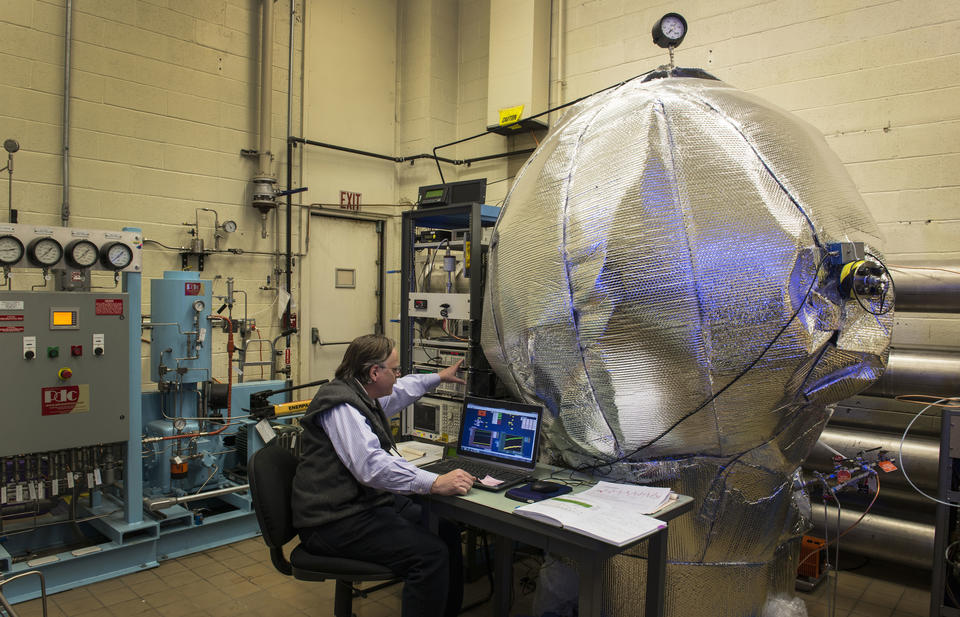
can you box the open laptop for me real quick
[420,396,543,492]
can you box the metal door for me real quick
[308,215,382,381]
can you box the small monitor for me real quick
[412,401,439,434]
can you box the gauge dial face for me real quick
[66,239,99,268]
[173,418,187,431]
[222,220,237,233]
[660,15,685,40]
[100,242,133,270]
[0,235,24,265]
[28,237,63,266]
[193,300,206,312]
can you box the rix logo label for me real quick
[45,387,79,403]
[41,385,90,415]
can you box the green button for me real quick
[47,347,59,358]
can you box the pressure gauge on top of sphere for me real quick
[65,239,99,268]
[27,236,63,267]
[99,242,133,270]
[652,13,687,48]
[0,235,24,266]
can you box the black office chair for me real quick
[248,443,396,617]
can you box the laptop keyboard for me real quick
[424,459,530,485]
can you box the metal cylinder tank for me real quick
[149,271,213,384]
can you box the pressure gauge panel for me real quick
[0,235,24,266]
[192,299,206,313]
[65,239,100,268]
[652,13,687,48]
[27,237,63,267]
[100,242,133,270]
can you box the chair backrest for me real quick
[249,443,299,551]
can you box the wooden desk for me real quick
[426,468,693,617]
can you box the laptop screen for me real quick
[456,396,543,470]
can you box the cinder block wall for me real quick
[2,0,957,388]
[1,0,301,384]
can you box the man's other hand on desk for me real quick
[431,469,476,495]
[437,359,467,384]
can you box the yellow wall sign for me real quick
[498,105,525,127]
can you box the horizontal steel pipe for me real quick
[864,348,960,398]
[809,506,934,570]
[806,426,940,491]
[143,484,249,512]
[889,266,960,313]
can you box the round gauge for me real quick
[65,239,99,268]
[173,418,187,431]
[99,242,133,270]
[221,220,237,234]
[0,235,24,266]
[27,237,63,267]
[652,13,687,48]
[192,299,206,313]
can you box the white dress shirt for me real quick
[316,373,441,495]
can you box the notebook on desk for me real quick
[420,396,543,492]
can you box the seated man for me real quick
[292,334,475,617]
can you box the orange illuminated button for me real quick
[58,367,73,380]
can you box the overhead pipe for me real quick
[252,0,277,238]
[890,266,960,313]
[290,136,534,168]
[285,0,296,362]
[60,0,74,226]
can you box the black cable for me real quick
[575,253,830,474]
[431,69,655,181]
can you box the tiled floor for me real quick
[8,539,932,617]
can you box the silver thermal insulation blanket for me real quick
[481,74,893,616]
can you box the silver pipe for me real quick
[258,0,274,177]
[890,266,960,313]
[864,348,960,398]
[807,426,940,491]
[142,483,249,511]
[60,0,74,226]
[809,505,934,569]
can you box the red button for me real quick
[58,368,73,380]
[71,345,82,357]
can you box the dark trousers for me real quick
[299,496,463,617]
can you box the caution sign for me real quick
[95,299,124,315]
[41,385,91,416]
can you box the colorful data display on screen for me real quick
[460,400,539,464]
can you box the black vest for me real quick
[291,379,396,529]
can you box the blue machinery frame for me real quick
[0,229,288,602]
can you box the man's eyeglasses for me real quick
[379,364,402,376]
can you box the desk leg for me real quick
[494,534,512,617]
[645,527,668,617]
[578,556,604,617]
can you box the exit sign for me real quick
[339,191,361,210]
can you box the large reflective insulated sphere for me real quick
[481,72,893,617]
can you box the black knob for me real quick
[94,347,103,356]
[24,350,34,360]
